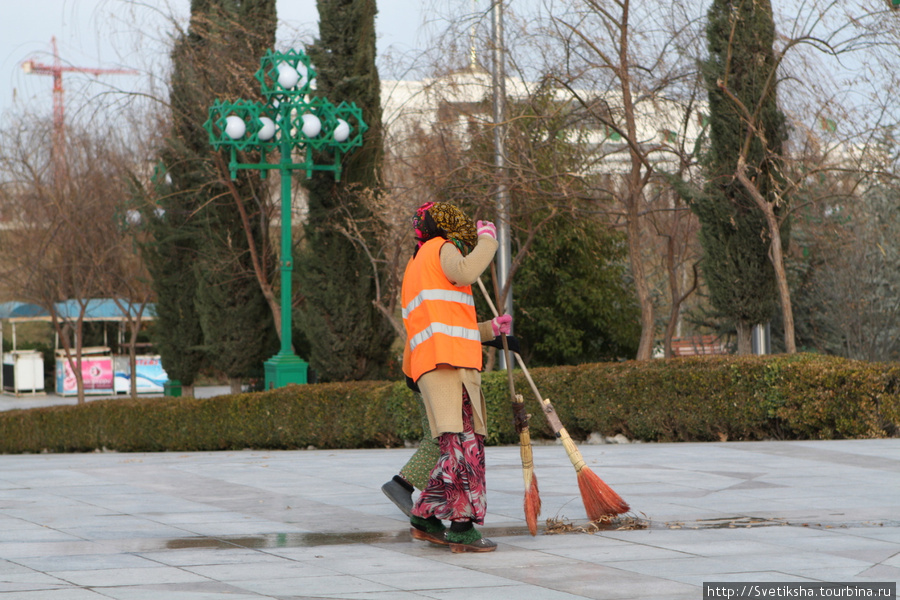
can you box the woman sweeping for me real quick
[401,201,510,553]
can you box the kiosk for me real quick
[1,299,164,397]
[2,350,44,395]
[55,347,114,396]
[114,354,166,394]
[0,302,49,396]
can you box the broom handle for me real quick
[476,276,567,435]
[489,264,517,403]
[489,264,531,436]
[476,277,587,473]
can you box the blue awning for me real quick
[0,302,50,321]
[52,298,156,321]
[0,299,155,322]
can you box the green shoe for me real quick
[446,527,497,553]
[409,526,450,545]
[410,516,449,546]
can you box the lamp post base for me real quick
[264,352,308,390]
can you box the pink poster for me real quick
[57,356,114,394]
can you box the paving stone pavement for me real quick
[0,438,898,599]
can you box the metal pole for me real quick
[491,0,513,330]
[207,48,363,389]
[262,110,309,389]
[279,134,293,357]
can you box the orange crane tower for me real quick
[22,36,138,152]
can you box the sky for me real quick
[0,0,433,123]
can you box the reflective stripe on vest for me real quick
[402,288,474,320]
[408,321,481,353]
[402,238,482,381]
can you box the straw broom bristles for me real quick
[488,267,542,535]
[538,394,630,520]
[515,394,541,535]
[556,423,630,519]
[506,357,541,535]
[578,466,630,520]
[478,275,628,524]
[524,471,541,536]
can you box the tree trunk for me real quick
[130,349,137,400]
[73,355,85,405]
[217,155,284,346]
[127,317,143,401]
[229,377,242,395]
[58,344,86,405]
[663,314,677,359]
[56,317,87,405]
[765,207,796,352]
[736,158,796,353]
[627,207,656,360]
[664,234,689,358]
[183,383,195,398]
[618,4,656,361]
[664,232,678,358]
[736,320,753,354]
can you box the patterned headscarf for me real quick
[413,202,478,256]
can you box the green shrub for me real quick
[0,381,409,454]
[0,354,897,454]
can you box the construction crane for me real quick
[22,36,138,155]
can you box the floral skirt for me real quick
[410,388,487,524]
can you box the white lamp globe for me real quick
[258,117,276,141]
[126,209,142,226]
[224,115,246,140]
[277,62,300,89]
[301,113,322,138]
[334,119,350,142]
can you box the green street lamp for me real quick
[204,48,367,389]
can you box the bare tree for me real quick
[0,120,142,403]
[528,0,708,360]
[705,0,900,353]
[786,132,900,360]
[371,0,900,365]
[102,229,155,400]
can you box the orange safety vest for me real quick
[402,237,482,382]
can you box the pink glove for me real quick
[491,314,512,336]
[476,220,497,240]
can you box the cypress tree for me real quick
[149,0,279,391]
[695,0,789,352]
[141,165,206,394]
[514,211,640,365]
[484,85,641,365]
[514,88,640,364]
[295,0,394,381]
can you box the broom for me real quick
[512,391,540,536]
[477,276,630,522]
[489,265,541,535]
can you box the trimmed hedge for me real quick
[527,354,900,442]
[1,354,898,453]
[0,381,409,454]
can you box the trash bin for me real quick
[163,379,182,397]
